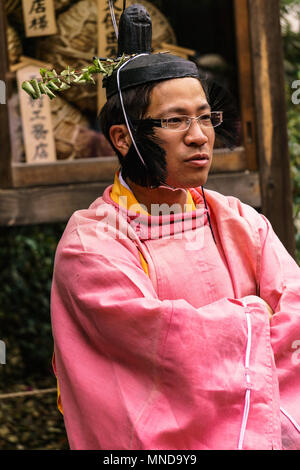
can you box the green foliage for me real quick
[281,0,300,13]
[0,224,65,389]
[0,393,68,449]
[21,54,130,100]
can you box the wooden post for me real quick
[0,2,13,188]
[234,0,258,171]
[248,0,296,257]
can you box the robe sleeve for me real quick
[51,223,281,450]
[256,214,300,449]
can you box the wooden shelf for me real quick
[211,147,247,173]
[0,171,260,226]
[10,147,248,188]
[11,157,119,188]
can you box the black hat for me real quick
[103,3,199,98]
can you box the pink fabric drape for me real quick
[51,187,300,449]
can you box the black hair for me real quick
[98,80,167,187]
[98,81,157,157]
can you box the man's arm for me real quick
[51,237,280,450]
[256,214,300,449]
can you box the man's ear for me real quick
[109,124,132,157]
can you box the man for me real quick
[51,4,300,450]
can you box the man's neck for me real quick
[126,177,188,215]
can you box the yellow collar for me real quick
[110,172,196,214]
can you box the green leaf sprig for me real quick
[21,54,130,100]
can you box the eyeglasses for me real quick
[134,111,223,132]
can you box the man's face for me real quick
[146,77,215,188]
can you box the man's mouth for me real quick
[184,153,210,167]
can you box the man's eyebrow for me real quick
[159,103,211,115]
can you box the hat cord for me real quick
[116,53,150,168]
[108,0,119,39]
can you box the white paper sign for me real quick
[17,65,57,163]
[22,0,57,37]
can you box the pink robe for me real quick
[51,185,300,450]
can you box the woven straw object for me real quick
[4,0,20,15]
[8,91,110,161]
[50,95,90,159]
[37,0,98,111]
[37,0,176,112]
[51,96,114,159]
[6,23,22,65]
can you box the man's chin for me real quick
[165,174,210,190]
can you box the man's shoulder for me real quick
[56,194,140,260]
[195,187,260,218]
[194,186,268,236]
[63,195,108,231]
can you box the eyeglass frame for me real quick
[132,111,223,132]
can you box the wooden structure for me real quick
[0,0,295,256]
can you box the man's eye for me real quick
[168,117,184,124]
[200,114,212,121]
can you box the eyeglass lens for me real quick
[163,112,222,130]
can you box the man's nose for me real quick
[184,119,209,145]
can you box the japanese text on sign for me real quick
[17,65,56,164]
[22,0,57,37]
